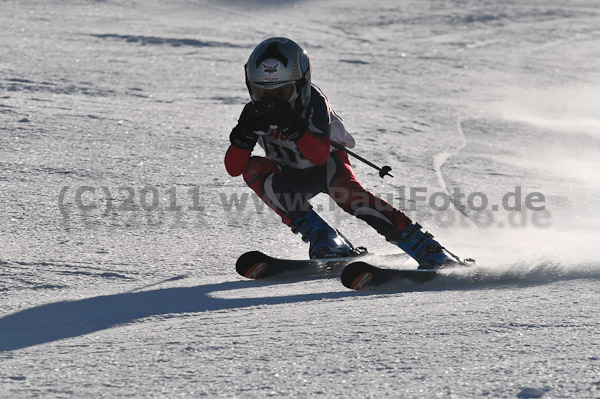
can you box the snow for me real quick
[1,0,599,397]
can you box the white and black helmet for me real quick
[245,37,311,109]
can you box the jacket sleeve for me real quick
[224,145,251,177]
[295,130,331,166]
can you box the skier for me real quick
[225,37,461,268]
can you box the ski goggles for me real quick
[250,82,298,103]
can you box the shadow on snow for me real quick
[0,279,353,352]
[1,262,598,352]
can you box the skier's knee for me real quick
[243,156,279,186]
[330,184,370,214]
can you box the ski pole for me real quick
[330,141,393,179]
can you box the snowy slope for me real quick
[1,0,599,397]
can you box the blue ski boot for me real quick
[393,223,460,269]
[292,210,364,259]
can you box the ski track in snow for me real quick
[431,116,475,226]
[1,1,600,398]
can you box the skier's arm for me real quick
[277,99,331,166]
[224,145,251,177]
[225,125,256,177]
[296,131,330,166]
[225,102,266,176]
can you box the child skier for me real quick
[225,37,462,268]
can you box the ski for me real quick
[341,254,477,290]
[340,261,439,290]
[235,251,360,280]
[235,251,411,280]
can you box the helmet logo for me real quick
[262,62,279,75]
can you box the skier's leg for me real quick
[242,156,298,225]
[327,150,458,268]
[242,156,352,258]
[327,150,413,236]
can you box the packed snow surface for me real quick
[1,0,599,397]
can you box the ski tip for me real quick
[243,261,269,279]
[341,262,375,290]
[350,271,374,290]
[236,251,270,279]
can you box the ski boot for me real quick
[291,210,366,259]
[392,223,461,269]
